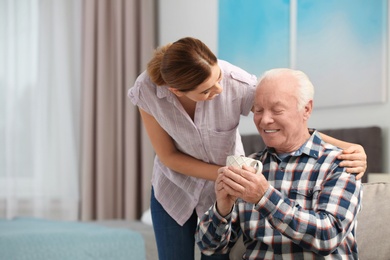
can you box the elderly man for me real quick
[196,68,362,259]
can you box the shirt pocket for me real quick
[204,125,239,165]
[289,185,322,210]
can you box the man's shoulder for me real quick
[311,130,343,153]
[322,142,343,152]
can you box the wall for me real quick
[158,0,390,172]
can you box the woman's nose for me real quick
[213,83,222,94]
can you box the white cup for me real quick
[226,155,263,175]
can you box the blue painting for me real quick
[218,0,387,108]
[218,0,290,76]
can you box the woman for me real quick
[128,37,366,260]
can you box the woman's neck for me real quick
[177,95,196,121]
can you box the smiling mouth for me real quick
[264,129,279,133]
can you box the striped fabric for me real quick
[128,60,257,225]
[196,130,362,259]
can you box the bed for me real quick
[0,218,145,260]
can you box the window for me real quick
[0,0,81,220]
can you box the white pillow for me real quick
[141,208,153,226]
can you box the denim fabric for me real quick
[150,187,229,260]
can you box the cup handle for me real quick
[250,160,263,175]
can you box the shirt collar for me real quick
[266,129,322,160]
[156,84,170,98]
[156,85,178,104]
[299,129,322,159]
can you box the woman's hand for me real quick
[337,144,367,180]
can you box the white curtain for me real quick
[0,0,81,220]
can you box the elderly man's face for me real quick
[253,74,312,154]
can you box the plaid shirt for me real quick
[196,130,362,259]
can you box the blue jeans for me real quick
[150,187,230,260]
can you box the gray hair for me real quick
[258,68,314,111]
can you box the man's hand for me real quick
[338,144,367,180]
[217,165,269,206]
[215,166,238,216]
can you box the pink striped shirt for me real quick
[128,60,257,225]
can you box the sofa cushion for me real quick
[357,182,390,260]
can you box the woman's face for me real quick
[183,64,223,102]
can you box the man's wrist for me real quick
[215,201,234,218]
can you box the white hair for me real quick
[257,68,314,111]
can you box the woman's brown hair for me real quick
[147,37,218,92]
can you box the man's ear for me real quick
[303,100,313,120]
[168,87,183,97]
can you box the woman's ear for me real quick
[168,87,183,97]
